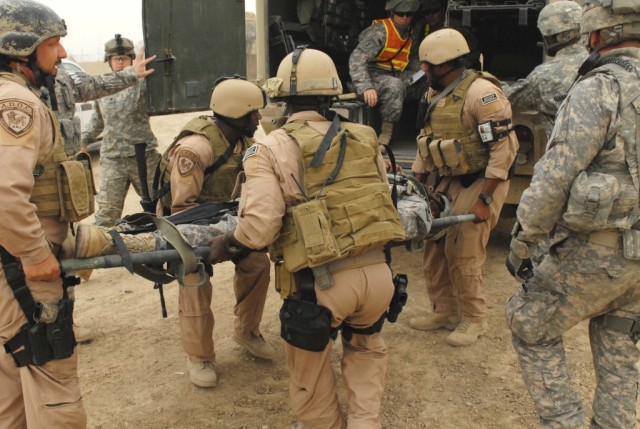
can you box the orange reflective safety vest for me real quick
[372,18,411,72]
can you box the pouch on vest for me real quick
[417,134,437,173]
[275,259,297,299]
[439,138,473,176]
[289,199,341,268]
[56,152,96,222]
[279,298,333,352]
[563,171,620,232]
[428,138,446,170]
[623,229,640,260]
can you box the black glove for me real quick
[506,236,534,283]
[207,231,247,264]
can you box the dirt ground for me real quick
[72,112,625,429]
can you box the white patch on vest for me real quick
[0,99,34,138]
[481,93,498,105]
[243,145,258,161]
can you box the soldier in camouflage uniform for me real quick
[503,1,588,140]
[505,1,640,427]
[52,49,155,156]
[348,0,422,145]
[82,34,161,227]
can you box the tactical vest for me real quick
[372,18,411,72]
[156,116,246,208]
[561,59,640,232]
[418,71,500,176]
[270,119,405,273]
[0,71,96,222]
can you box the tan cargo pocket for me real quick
[563,171,620,232]
[623,229,640,261]
[291,199,341,268]
[56,154,95,222]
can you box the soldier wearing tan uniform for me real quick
[153,77,274,387]
[209,48,406,428]
[409,29,518,346]
[0,0,93,427]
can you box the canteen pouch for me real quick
[416,133,437,173]
[279,298,333,352]
[428,138,446,170]
[56,152,96,222]
[623,229,640,260]
[563,171,620,232]
[289,199,341,268]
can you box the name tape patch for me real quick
[481,93,498,105]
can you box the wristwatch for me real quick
[479,193,494,205]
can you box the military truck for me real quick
[142,0,549,207]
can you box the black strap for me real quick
[342,312,387,342]
[0,246,38,324]
[107,230,134,273]
[311,114,341,168]
[204,140,238,176]
[600,314,640,343]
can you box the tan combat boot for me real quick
[75,224,156,259]
[377,121,395,146]
[409,311,460,331]
[186,357,217,388]
[445,318,488,347]
[233,333,276,360]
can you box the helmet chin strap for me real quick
[20,53,59,110]
[215,114,255,138]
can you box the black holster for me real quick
[279,268,334,352]
[5,297,76,367]
[387,273,408,323]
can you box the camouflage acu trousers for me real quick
[506,234,640,429]
[94,151,161,227]
[370,73,407,123]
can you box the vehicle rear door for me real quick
[142,0,247,115]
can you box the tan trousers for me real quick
[422,177,508,320]
[179,252,270,361]
[0,268,86,429]
[286,252,394,429]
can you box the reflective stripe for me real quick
[372,18,411,72]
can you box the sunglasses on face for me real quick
[395,11,415,17]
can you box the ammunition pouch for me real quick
[416,134,437,173]
[279,298,334,352]
[563,171,620,232]
[284,199,341,272]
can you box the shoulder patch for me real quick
[243,144,259,161]
[481,93,498,105]
[0,99,34,138]
[176,150,200,176]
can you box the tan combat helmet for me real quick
[104,34,135,62]
[537,1,582,55]
[581,0,640,49]
[269,46,342,98]
[386,0,421,13]
[210,76,266,119]
[419,28,470,65]
[0,0,67,57]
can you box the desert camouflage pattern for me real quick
[507,47,640,428]
[504,43,588,139]
[81,79,157,158]
[349,21,422,122]
[52,67,137,155]
[0,0,67,57]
